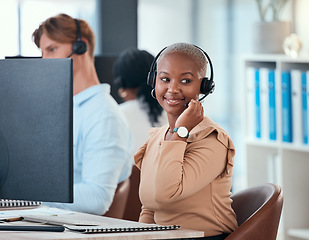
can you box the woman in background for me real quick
[113,48,167,152]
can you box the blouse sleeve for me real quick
[134,142,147,169]
[153,130,234,204]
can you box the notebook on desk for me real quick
[2,206,182,234]
[0,199,41,208]
[22,214,181,233]
[64,224,181,234]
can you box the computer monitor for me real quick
[94,55,123,104]
[5,55,41,59]
[0,58,73,203]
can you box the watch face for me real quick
[177,127,188,138]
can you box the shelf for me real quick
[281,143,309,152]
[288,228,309,239]
[242,54,309,63]
[242,55,309,240]
[246,139,309,152]
[246,139,279,148]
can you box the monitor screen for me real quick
[0,58,73,203]
[94,55,123,104]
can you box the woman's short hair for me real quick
[158,42,208,77]
[32,13,95,59]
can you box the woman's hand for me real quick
[175,99,204,132]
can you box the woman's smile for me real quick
[164,96,185,106]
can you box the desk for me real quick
[0,207,204,239]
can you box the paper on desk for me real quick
[0,206,75,218]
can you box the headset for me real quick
[147,45,215,102]
[67,19,87,58]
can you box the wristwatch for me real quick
[173,127,189,138]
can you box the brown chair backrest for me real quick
[122,165,142,221]
[103,178,130,219]
[225,183,283,240]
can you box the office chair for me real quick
[122,165,142,221]
[103,178,130,219]
[225,183,283,240]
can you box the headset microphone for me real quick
[184,91,213,107]
[184,97,204,108]
[67,52,74,58]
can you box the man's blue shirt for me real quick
[45,84,134,214]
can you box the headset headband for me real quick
[74,19,82,41]
[148,45,214,85]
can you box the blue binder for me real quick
[301,72,308,144]
[282,71,293,142]
[255,69,261,138]
[269,70,276,140]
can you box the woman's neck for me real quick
[121,88,138,102]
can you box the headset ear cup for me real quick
[200,78,208,94]
[147,47,166,88]
[72,40,87,55]
[147,71,153,87]
[200,77,215,95]
[147,70,156,88]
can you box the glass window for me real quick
[0,0,96,58]
[0,0,19,58]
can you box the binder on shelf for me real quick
[275,69,281,142]
[268,69,277,140]
[281,71,293,142]
[303,71,309,144]
[291,69,303,145]
[259,68,270,141]
[246,67,256,139]
[255,68,261,139]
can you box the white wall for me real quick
[137,0,193,55]
[295,0,309,55]
[194,0,229,123]
[0,0,19,58]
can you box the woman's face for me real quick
[155,52,203,117]
[39,33,72,59]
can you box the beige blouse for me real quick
[134,116,238,237]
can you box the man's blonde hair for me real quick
[32,13,96,59]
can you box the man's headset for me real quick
[147,45,215,102]
[67,19,87,58]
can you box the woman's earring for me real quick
[151,89,156,99]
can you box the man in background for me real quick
[32,13,134,215]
